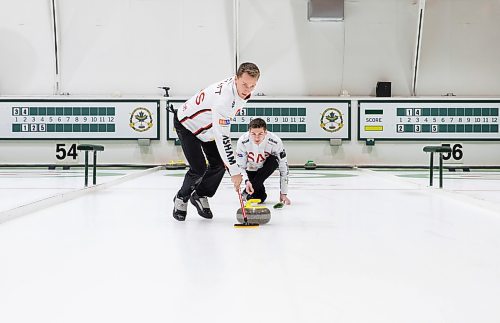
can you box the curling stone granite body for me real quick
[236,206,271,224]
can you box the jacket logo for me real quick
[223,135,236,165]
[215,83,223,95]
[219,118,231,126]
[248,151,270,163]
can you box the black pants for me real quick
[246,155,279,202]
[174,112,226,200]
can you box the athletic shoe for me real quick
[173,195,188,221]
[190,191,213,219]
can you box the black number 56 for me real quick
[442,143,463,161]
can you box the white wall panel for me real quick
[0,0,55,95]
[418,0,500,96]
[238,0,344,96]
[342,0,418,96]
[57,0,234,96]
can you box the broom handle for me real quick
[237,188,248,222]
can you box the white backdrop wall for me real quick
[2,0,500,96]
[1,0,500,167]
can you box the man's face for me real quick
[249,127,267,145]
[235,72,258,99]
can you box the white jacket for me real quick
[236,131,289,194]
[177,77,249,176]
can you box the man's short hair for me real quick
[248,118,267,130]
[237,62,260,79]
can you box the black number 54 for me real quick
[56,143,78,160]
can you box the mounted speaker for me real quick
[308,0,344,22]
[376,82,391,97]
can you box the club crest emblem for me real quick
[129,107,153,132]
[320,108,343,132]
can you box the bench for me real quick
[423,145,452,188]
[77,144,105,186]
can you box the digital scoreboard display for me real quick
[359,100,500,140]
[167,99,351,140]
[0,99,160,140]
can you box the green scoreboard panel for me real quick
[167,99,351,140]
[359,100,500,140]
[1,99,160,139]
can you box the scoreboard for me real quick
[1,99,160,140]
[359,100,500,140]
[167,99,351,140]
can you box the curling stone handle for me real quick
[244,199,262,208]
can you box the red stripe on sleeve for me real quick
[179,109,211,123]
[193,123,213,135]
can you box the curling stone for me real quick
[236,199,271,224]
[165,160,187,170]
[175,159,187,169]
[304,160,317,170]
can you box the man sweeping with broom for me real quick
[172,63,260,221]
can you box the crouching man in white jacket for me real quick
[236,118,291,205]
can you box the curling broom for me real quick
[234,188,259,228]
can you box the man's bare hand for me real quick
[280,193,291,205]
[245,181,254,195]
[231,174,243,191]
